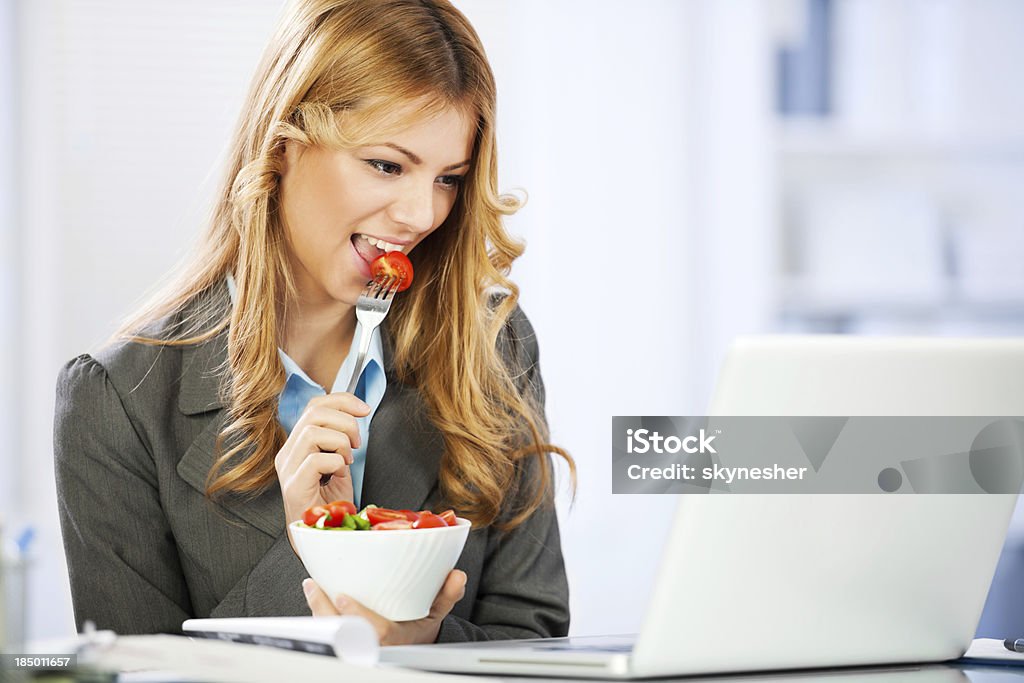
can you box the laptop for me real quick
[380,336,1024,679]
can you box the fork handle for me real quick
[345,322,377,394]
[319,323,376,487]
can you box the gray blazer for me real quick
[53,283,569,641]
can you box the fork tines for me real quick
[365,276,399,299]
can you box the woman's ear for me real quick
[281,139,304,176]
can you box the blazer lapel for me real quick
[360,325,445,513]
[175,409,286,539]
[174,285,286,539]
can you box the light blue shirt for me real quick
[225,275,386,507]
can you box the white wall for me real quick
[0,0,19,531]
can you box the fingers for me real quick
[295,404,363,449]
[294,451,353,484]
[428,570,468,620]
[278,445,354,525]
[276,393,368,476]
[276,425,353,481]
[321,474,355,505]
[305,393,371,420]
[277,394,370,531]
[332,595,393,643]
[329,572,469,646]
[303,578,340,617]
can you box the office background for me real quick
[1,0,1023,641]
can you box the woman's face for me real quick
[279,104,475,308]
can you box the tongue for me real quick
[352,235,384,263]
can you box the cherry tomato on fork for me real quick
[370,252,414,292]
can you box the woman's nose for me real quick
[387,182,436,234]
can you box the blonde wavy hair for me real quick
[115,0,574,529]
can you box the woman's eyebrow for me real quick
[383,142,471,172]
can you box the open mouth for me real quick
[350,233,403,263]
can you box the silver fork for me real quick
[320,275,399,487]
[345,275,400,394]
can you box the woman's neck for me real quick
[282,296,357,391]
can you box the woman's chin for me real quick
[296,271,362,308]
[327,276,367,306]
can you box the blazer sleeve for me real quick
[436,306,571,641]
[54,354,194,634]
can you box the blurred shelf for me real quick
[779,291,1024,321]
[776,119,1024,162]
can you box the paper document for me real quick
[183,616,378,665]
[89,634,486,683]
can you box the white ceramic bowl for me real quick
[290,518,471,622]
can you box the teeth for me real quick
[358,234,404,253]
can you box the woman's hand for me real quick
[302,570,468,645]
[275,393,370,547]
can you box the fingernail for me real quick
[302,579,314,597]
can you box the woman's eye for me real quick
[366,159,402,176]
[437,175,464,191]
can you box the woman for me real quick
[54,0,573,645]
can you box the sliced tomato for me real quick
[327,500,357,517]
[438,509,457,526]
[302,505,330,527]
[397,509,421,522]
[370,252,414,292]
[413,512,448,529]
[366,507,414,526]
[372,519,415,530]
[365,507,398,525]
[324,501,355,526]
